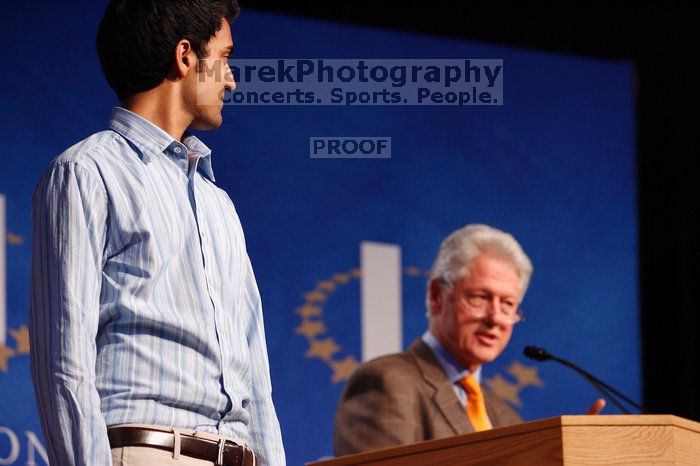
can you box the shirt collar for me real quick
[183,132,215,182]
[422,331,481,384]
[108,107,216,182]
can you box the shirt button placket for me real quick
[191,170,215,303]
[189,160,232,420]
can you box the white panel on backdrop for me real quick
[360,241,402,361]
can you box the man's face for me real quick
[428,254,522,372]
[184,20,236,130]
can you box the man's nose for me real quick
[483,299,507,324]
[225,65,236,92]
[486,297,502,313]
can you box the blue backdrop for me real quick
[0,3,637,465]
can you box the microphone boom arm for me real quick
[524,345,650,414]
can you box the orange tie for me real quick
[459,373,493,431]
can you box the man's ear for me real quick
[173,39,195,78]
[428,278,446,315]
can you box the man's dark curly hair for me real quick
[97,0,239,101]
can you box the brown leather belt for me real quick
[108,426,255,466]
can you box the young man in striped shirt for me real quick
[29,1,285,464]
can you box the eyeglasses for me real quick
[459,291,525,324]
[439,279,525,324]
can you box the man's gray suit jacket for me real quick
[333,338,523,456]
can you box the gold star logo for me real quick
[294,266,430,384]
[330,355,360,383]
[485,374,523,407]
[304,291,327,303]
[506,361,544,388]
[7,231,23,245]
[305,337,341,361]
[332,273,351,284]
[405,266,423,277]
[9,326,30,354]
[316,280,336,291]
[295,304,323,319]
[0,344,15,373]
[294,320,327,339]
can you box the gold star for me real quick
[9,326,30,354]
[7,232,23,245]
[405,266,423,277]
[295,304,323,319]
[350,268,361,278]
[333,273,351,284]
[316,280,336,292]
[485,374,522,407]
[330,355,360,383]
[305,337,341,361]
[304,291,327,303]
[0,344,15,373]
[507,361,545,388]
[294,320,327,339]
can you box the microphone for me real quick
[523,345,650,414]
[523,345,551,361]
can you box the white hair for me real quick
[426,224,533,314]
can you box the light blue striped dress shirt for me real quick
[422,331,482,408]
[29,107,285,466]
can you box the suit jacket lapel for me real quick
[484,386,499,426]
[408,339,473,436]
[483,385,517,427]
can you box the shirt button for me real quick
[174,146,182,154]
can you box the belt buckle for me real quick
[214,437,254,466]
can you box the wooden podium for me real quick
[308,415,700,465]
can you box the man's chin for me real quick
[463,346,503,367]
[191,114,223,131]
